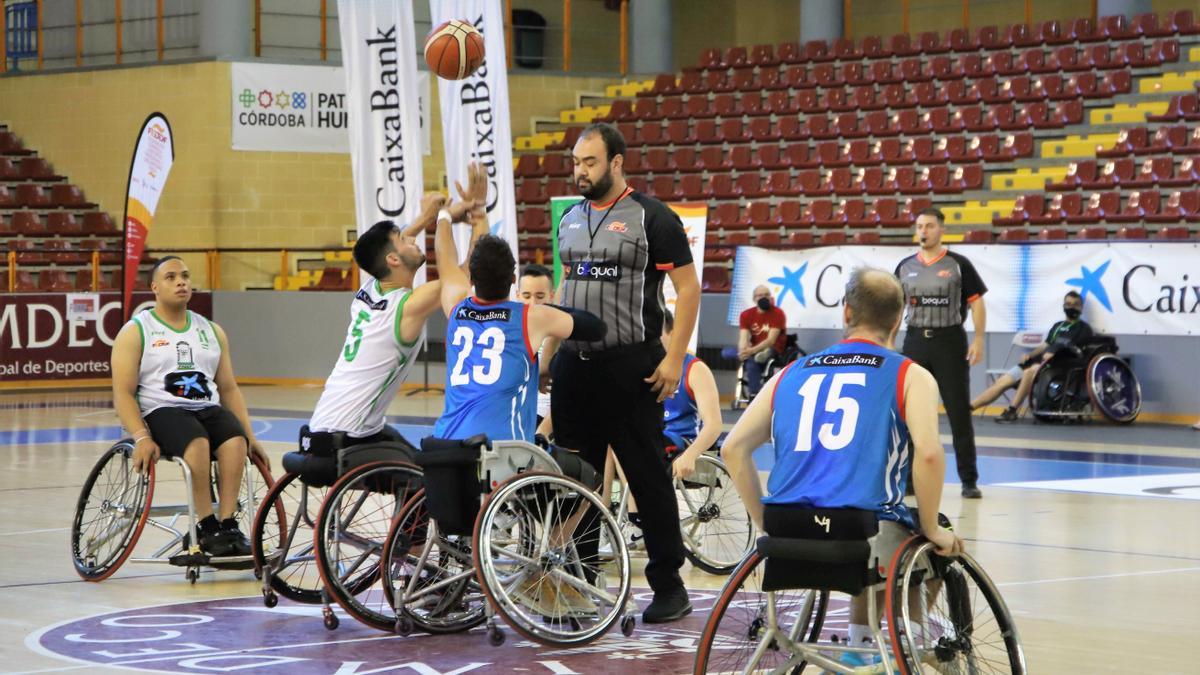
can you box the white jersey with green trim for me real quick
[131,309,223,415]
[309,280,424,437]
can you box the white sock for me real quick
[849,623,872,647]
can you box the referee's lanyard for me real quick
[586,186,633,247]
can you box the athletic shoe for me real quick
[961,482,982,499]
[822,641,896,675]
[215,518,252,557]
[642,587,692,623]
[994,407,1019,423]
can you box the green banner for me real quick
[548,196,583,287]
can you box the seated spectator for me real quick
[737,285,787,398]
[971,291,1093,422]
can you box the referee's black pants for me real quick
[902,326,979,484]
[550,340,686,595]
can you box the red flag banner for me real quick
[122,113,175,320]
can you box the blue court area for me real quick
[5,412,1196,492]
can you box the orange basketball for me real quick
[424,20,485,80]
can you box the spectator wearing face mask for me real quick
[737,285,787,399]
[970,290,1093,422]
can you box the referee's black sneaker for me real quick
[961,482,983,499]
[642,587,692,623]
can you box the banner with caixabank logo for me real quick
[730,242,1200,336]
[338,0,425,270]
[429,0,519,262]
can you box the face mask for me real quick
[756,298,772,311]
[1064,307,1081,320]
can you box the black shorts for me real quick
[144,406,247,458]
[550,341,667,453]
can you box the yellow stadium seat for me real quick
[1042,133,1120,159]
[1089,101,1169,125]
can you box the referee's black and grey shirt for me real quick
[894,250,987,329]
[558,189,693,351]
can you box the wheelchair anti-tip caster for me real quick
[262,589,278,608]
[488,626,505,646]
[186,567,199,584]
[323,607,339,630]
[253,567,263,581]
[621,615,636,636]
[395,615,414,636]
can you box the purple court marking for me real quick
[32,588,852,673]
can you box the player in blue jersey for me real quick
[721,267,962,667]
[659,310,723,481]
[432,205,607,443]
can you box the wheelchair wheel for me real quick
[886,536,1026,674]
[677,454,753,575]
[381,489,487,634]
[315,460,423,632]
[252,471,329,603]
[1087,353,1140,424]
[694,550,827,675]
[474,471,631,647]
[71,442,154,581]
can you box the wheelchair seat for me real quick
[758,505,880,595]
[283,425,417,487]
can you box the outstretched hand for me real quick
[455,162,489,212]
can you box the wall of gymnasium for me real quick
[0,60,612,290]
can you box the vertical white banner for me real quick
[663,203,707,352]
[338,0,425,261]
[428,0,519,263]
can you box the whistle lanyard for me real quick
[585,187,632,248]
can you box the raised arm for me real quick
[401,192,445,239]
[211,322,268,469]
[111,323,157,474]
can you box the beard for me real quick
[577,168,614,201]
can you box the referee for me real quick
[894,207,987,499]
[546,122,700,623]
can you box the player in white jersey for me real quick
[110,256,266,556]
[305,165,490,455]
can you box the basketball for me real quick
[424,19,485,80]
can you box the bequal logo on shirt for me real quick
[805,353,885,368]
[456,306,512,322]
[571,261,621,281]
[912,295,951,306]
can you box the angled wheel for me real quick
[677,454,753,575]
[886,536,1026,674]
[474,471,631,647]
[693,551,827,675]
[315,460,424,632]
[71,441,154,581]
[1087,353,1140,424]
[381,489,486,634]
[252,471,329,603]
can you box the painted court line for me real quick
[0,527,68,537]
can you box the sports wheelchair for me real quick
[694,505,1025,674]
[609,444,754,575]
[251,426,423,631]
[1030,336,1141,424]
[731,334,805,410]
[71,438,275,584]
[376,435,636,647]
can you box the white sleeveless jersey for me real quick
[131,309,222,414]
[309,281,425,437]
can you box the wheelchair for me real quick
[608,444,754,575]
[377,435,636,647]
[694,505,1025,675]
[251,426,423,631]
[1030,336,1141,424]
[731,334,805,410]
[71,438,275,584]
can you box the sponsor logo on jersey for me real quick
[354,288,389,311]
[151,339,170,348]
[456,306,512,322]
[913,295,951,307]
[804,353,885,368]
[571,260,621,281]
[607,221,627,233]
[937,269,952,278]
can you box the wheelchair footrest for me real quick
[167,550,255,570]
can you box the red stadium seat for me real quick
[872,198,910,228]
[860,35,887,59]
[518,207,549,234]
[639,74,679,98]
[841,200,875,227]
[871,61,901,84]
[1075,226,1108,240]
[889,33,919,57]
[818,231,847,246]
[787,231,815,247]
[1114,225,1147,239]
[541,153,571,178]
[1147,190,1188,223]
[1156,226,1190,240]
[775,201,804,228]
[1037,228,1068,241]
[777,41,802,64]
[648,175,676,200]
[829,167,858,196]
[834,37,862,59]
[1097,14,1135,40]
[919,31,948,54]
[721,46,748,69]
[1147,94,1200,122]
[735,174,768,199]
[899,58,931,83]
[1161,158,1198,188]
[811,63,839,86]
[753,231,782,248]
[806,200,839,226]
[758,145,788,170]
[737,93,765,117]
[998,228,1030,242]
[766,171,800,196]
[777,117,806,141]
[704,70,733,94]
[730,68,757,93]
[622,149,647,175]
[963,230,994,243]
[11,270,37,292]
[797,170,827,196]
[516,180,548,204]
[741,202,774,230]
[783,65,812,90]
[719,119,750,144]
[785,144,818,168]
[759,68,786,91]
[861,167,889,195]
[709,203,740,229]
[47,212,82,235]
[851,231,880,245]
[692,120,719,145]
[15,184,50,208]
[546,127,583,151]
[1168,9,1198,35]
[701,266,731,293]
[841,63,868,86]
[37,269,73,292]
[710,174,738,200]
[804,39,833,62]
[677,174,706,201]
[749,43,779,68]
